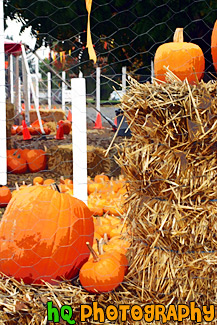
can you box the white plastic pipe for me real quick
[96,66,100,113]
[10,54,14,103]
[62,71,66,112]
[151,60,154,83]
[122,66,127,94]
[71,78,87,204]
[18,77,21,113]
[47,72,51,109]
[0,0,7,185]
[14,55,19,115]
[22,53,30,125]
[22,45,44,132]
[35,56,39,110]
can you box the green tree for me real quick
[4,0,217,80]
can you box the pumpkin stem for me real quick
[98,238,104,255]
[173,28,184,43]
[95,238,100,255]
[103,233,109,244]
[60,176,65,184]
[86,242,100,262]
[54,183,61,193]
[15,182,19,191]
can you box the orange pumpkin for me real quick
[0,185,94,284]
[94,174,109,183]
[0,186,12,207]
[31,119,45,128]
[26,149,46,172]
[211,20,217,74]
[57,120,71,135]
[44,179,55,186]
[33,176,44,185]
[154,28,205,84]
[79,242,125,293]
[7,151,27,174]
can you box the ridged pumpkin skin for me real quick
[154,28,205,84]
[0,185,94,284]
[211,20,217,74]
[79,251,125,293]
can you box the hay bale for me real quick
[44,121,57,134]
[47,144,111,178]
[23,109,66,124]
[114,70,217,306]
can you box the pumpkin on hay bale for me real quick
[154,27,205,84]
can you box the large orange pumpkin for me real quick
[0,185,94,284]
[154,28,205,84]
[211,20,217,74]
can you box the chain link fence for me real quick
[1,0,217,323]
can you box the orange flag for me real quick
[85,0,97,63]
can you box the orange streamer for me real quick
[85,0,97,63]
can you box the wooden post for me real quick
[71,78,87,204]
[0,0,7,185]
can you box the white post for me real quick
[22,45,44,132]
[14,55,19,115]
[71,78,87,204]
[0,0,7,185]
[62,71,66,112]
[122,66,127,94]
[10,54,14,103]
[35,56,39,109]
[18,77,21,113]
[96,66,100,112]
[47,72,51,109]
[151,60,154,83]
[22,51,30,125]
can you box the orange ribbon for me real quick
[85,0,97,63]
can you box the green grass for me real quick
[86,98,120,105]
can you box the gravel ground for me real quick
[86,104,120,127]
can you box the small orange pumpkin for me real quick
[79,242,125,293]
[33,176,44,185]
[0,186,12,207]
